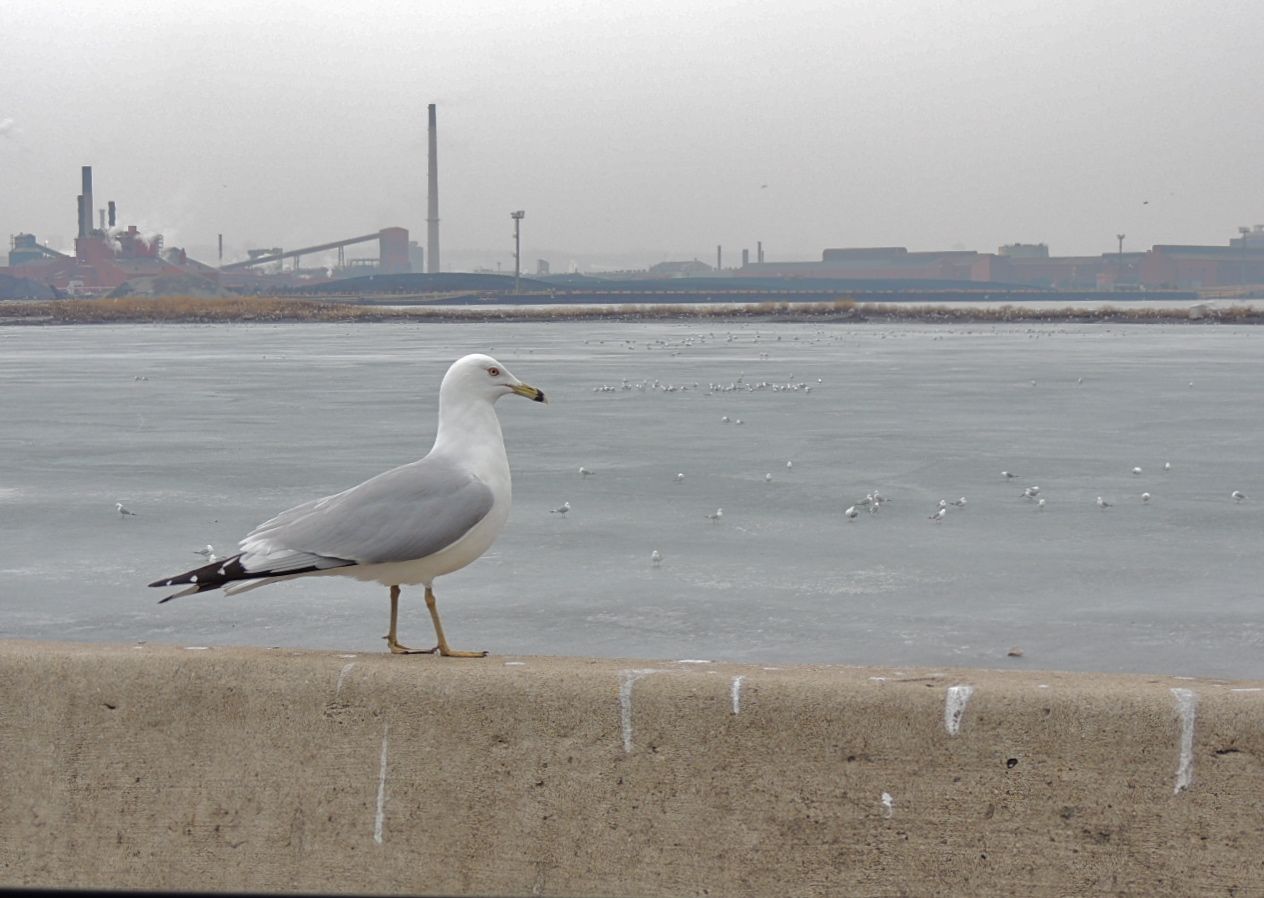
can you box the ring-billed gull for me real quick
[150,353,546,658]
[116,502,137,517]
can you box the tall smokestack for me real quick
[427,103,440,273]
[81,166,94,235]
[107,200,116,228]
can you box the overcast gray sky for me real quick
[2,0,1261,271]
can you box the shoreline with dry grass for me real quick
[1,295,1261,325]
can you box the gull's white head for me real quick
[441,353,547,405]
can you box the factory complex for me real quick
[2,104,1261,301]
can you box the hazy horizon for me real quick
[2,0,1261,272]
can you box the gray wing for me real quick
[241,455,495,566]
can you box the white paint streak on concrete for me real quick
[619,669,661,753]
[730,675,745,714]
[1171,688,1198,794]
[504,661,526,666]
[373,724,389,844]
[944,685,975,736]
[335,662,356,696]
[677,659,711,664]
[1230,687,1261,693]
[881,792,895,818]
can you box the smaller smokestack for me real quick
[218,233,223,263]
[81,166,94,234]
[716,245,722,271]
[757,241,764,264]
[741,248,750,268]
[107,201,116,228]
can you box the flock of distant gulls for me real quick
[523,456,1250,569]
[118,425,1254,578]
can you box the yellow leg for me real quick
[426,586,487,658]
[383,585,435,655]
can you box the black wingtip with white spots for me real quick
[151,554,254,603]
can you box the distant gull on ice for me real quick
[1141,492,1151,503]
[1036,497,1046,510]
[1132,467,1142,476]
[551,501,571,515]
[929,507,946,523]
[116,502,137,517]
[578,466,594,477]
[845,505,859,520]
[1097,496,1112,509]
[951,497,968,508]
[650,549,662,567]
[1232,490,1247,502]
[675,473,685,483]
[149,353,547,658]
[1002,471,1016,480]
[706,508,724,523]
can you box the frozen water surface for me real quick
[1,320,1261,678]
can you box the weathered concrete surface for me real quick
[2,640,1263,896]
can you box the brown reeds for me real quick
[0,294,1258,325]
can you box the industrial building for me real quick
[1,164,418,298]
[739,228,1264,291]
[1,104,454,299]
[2,99,1257,299]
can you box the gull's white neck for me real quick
[431,391,509,479]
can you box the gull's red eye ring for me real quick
[488,366,500,377]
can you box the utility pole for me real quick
[511,210,525,294]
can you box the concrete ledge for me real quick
[2,640,1263,896]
